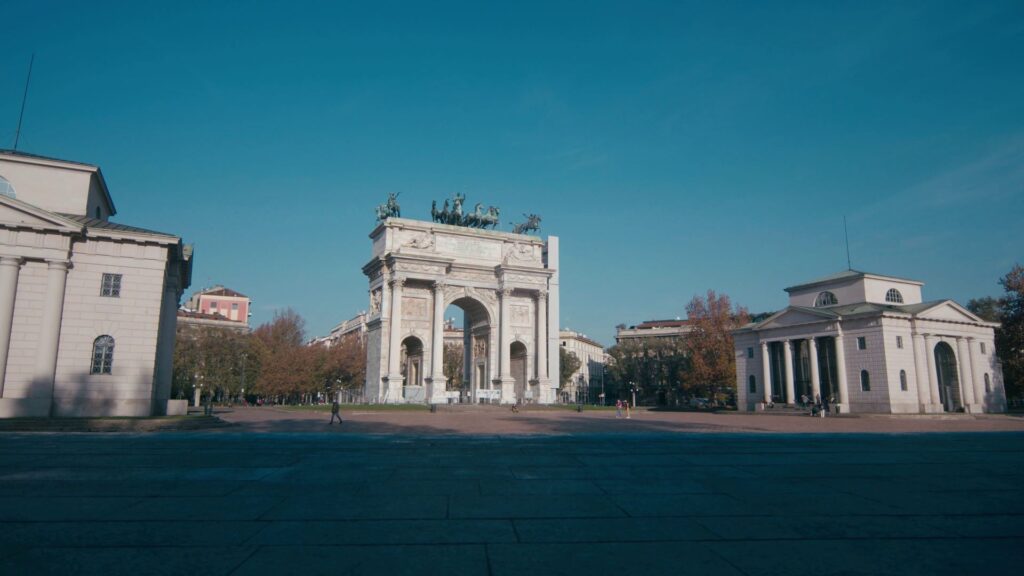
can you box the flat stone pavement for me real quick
[1,427,1023,575]
[217,404,1024,435]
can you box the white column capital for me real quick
[0,256,24,268]
[535,290,548,302]
[432,280,447,293]
[499,287,514,298]
[45,260,70,271]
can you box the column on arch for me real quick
[535,290,548,383]
[924,334,940,409]
[0,256,23,397]
[760,340,772,404]
[967,337,986,410]
[34,260,69,416]
[428,281,446,401]
[834,332,850,408]
[499,288,512,381]
[386,276,405,386]
[808,336,821,399]
[783,339,795,405]
[912,332,932,410]
[956,337,975,408]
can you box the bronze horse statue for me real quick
[512,213,541,234]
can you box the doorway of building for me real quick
[934,341,962,412]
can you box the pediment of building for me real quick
[0,196,82,234]
[913,301,984,324]
[757,307,836,330]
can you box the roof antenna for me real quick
[843,215,852,271]
[12,53,35,151]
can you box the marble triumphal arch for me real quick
[363,217,560,404]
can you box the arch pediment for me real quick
[912,301,985,324]
[757,307,837,330]
[0,196,83,234]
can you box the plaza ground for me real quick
[0,409,1022,575]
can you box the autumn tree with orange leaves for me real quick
[684,290,749,402]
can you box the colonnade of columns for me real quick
[0,258,69,414]
[758,336,847,408]
[756,330,989,413]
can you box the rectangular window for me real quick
[896,336,903,349]
[210,301,218,309]
[981,342,987,354]
[747,347,754,358]
[100,273,122,297]
[857,336,866,350]
[232,302,239,310]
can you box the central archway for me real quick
[934,341,962,412]
[445,295,494,404]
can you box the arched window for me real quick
[984,373,991,393]
[885,289,904,304]
[860,369,870,391]
[91,335,115,374]
[815,291,838,307]
[748,375,756,394]
[899,369,907,391]
[0,175,15,199]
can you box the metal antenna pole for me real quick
[843,215,852,270]
[13,54,35,151]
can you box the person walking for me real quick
[330,400,343,424]
[615,399,623,418]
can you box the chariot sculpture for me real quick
[512,213,541,234]
[375,192,401,222]
[431,193,500,229]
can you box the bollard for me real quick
[430,403,437,414]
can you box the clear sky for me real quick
[2,1,1022,346]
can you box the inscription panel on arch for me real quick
[436,235,501,260]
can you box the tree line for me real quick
[172,308,366,404]
[605,290,749,407]
[967,264,1024,402]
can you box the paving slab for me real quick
[0,422,1022,575]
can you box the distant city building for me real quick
[559,329,607,403]
[615,319,693,343]
[0,150,192,417]
[733,270,1007,414]
[177,309,250,333]
[312,311,370,347]
[185,285,250,325]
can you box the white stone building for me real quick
[559,329,607,403]
[0,150,192,417]
[615,319,692,343]
[363,217,559,405]
[733,270,1007,414]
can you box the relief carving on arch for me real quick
[473,335,488,359]
[503,242,540,265]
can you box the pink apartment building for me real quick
[185,286,251,325]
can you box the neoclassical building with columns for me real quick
[734,270,1006,414]
[363,217,559,404]
[0,150,192,417]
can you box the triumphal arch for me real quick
[363,205,560,405]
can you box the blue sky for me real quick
[2,1,1022,345]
